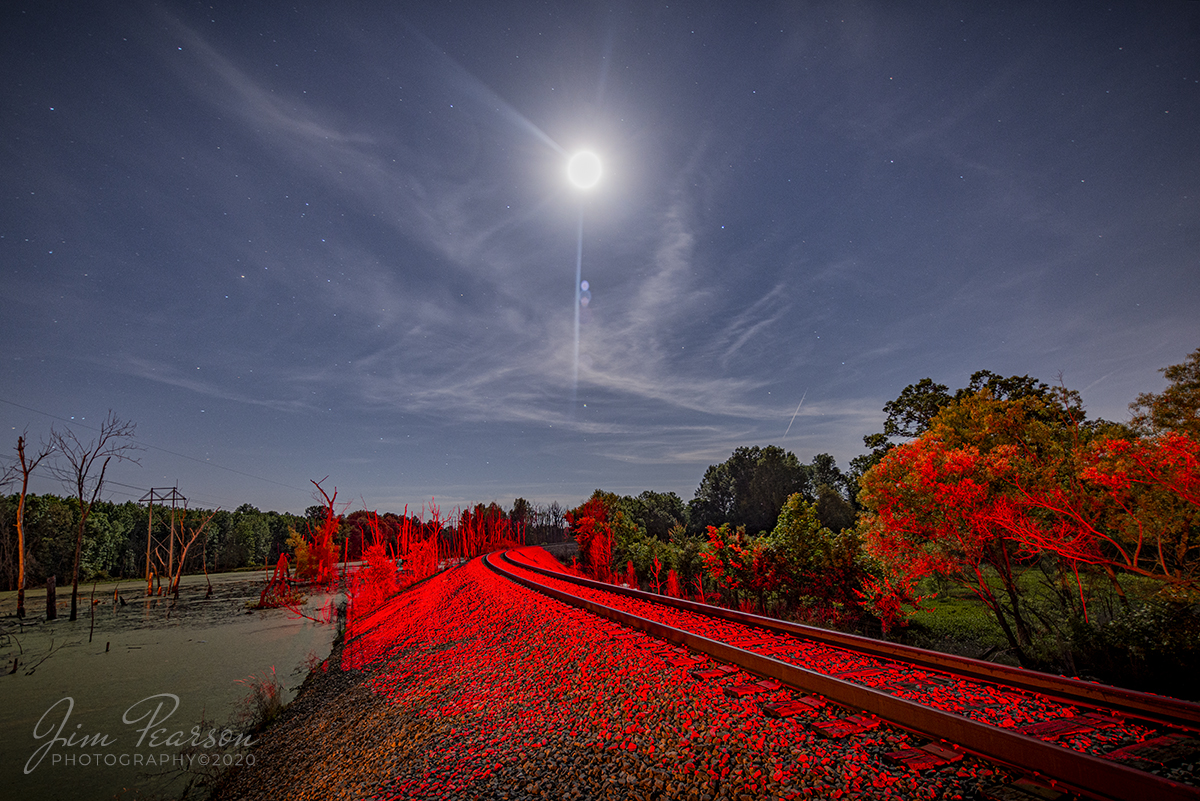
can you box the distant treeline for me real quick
[0,495,577,592]
[0,497,304,590]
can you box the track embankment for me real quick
[216,549,1195,800]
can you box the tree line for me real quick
[5,348,1197,691]
[562,348,1199,693]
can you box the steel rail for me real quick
[500,549,1200,731]
[486,551,1200,801]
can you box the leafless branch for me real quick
[48,411,141,620]
[14,433,55,618]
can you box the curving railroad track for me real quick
[486,547,1200,801]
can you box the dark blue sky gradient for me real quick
[3,2,1198,513]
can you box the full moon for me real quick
[567,151,602,189]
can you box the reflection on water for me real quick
[0,570,339,800]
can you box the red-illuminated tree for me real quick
[665,569,682,598]
[455,502,517,558]
[567,491,641,582]
[998,432,1200,594]
[294,479,341,585]
[858,388,1092,661]
[858,434,1039,663]
[859,380,1200,661]
[568,497,613,581]
[258,553,305,609]
[1089,431,1198,507]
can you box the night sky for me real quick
[3,2,1198,514]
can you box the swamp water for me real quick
[0,570,339,800]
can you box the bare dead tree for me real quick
[14,434,55,619]
[50,412,141,621]
[153,503,218,600]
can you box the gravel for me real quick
[212,556,1027,800]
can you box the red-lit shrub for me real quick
[665,569,682,598]
[257,553,305,609]
[396,504,440,585]
[349,512,399,613]
[624,560,638,589]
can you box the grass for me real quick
[895,564,1200,700]
[235,667,286,733]
[904,593,1013,662]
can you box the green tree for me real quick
[630,490,687,540]
[808,453,856,528]
[742,446,808,534]
[690,446,809,536]
[79,508,123,580]
[768,495,830,593]
[209,510,236,570]
[815,483,856,532]
[810,453,849,496]
[0,494,15,591]
[233,505,271,568]
[670,531,707,591]
[28,494,76,589]
[689,462,735,532]
[1130,347,1200,438]
[510,497,532,533]
[852,371,1086,494]
[767,493,865,619]
[884,378,953,438]
[956,370,1085,423]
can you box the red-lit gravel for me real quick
[216,553,1027,800]
[500,548,1200,790]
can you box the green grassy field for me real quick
[897,565,1200,700]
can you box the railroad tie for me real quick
[723,678,783,698]
[884,742,964,770]
[761,696,825,717]
[812,714,880,739]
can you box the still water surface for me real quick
[0,570,338,800]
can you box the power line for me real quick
[0,395,309,494]
[2,456,291,510]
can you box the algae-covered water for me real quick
[0,570,340,800]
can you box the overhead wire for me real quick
[0,395,311,497]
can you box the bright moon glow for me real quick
[567,151,602,189]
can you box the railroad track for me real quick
[485,548,1200,801]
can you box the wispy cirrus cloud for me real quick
[113,356,310,413]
